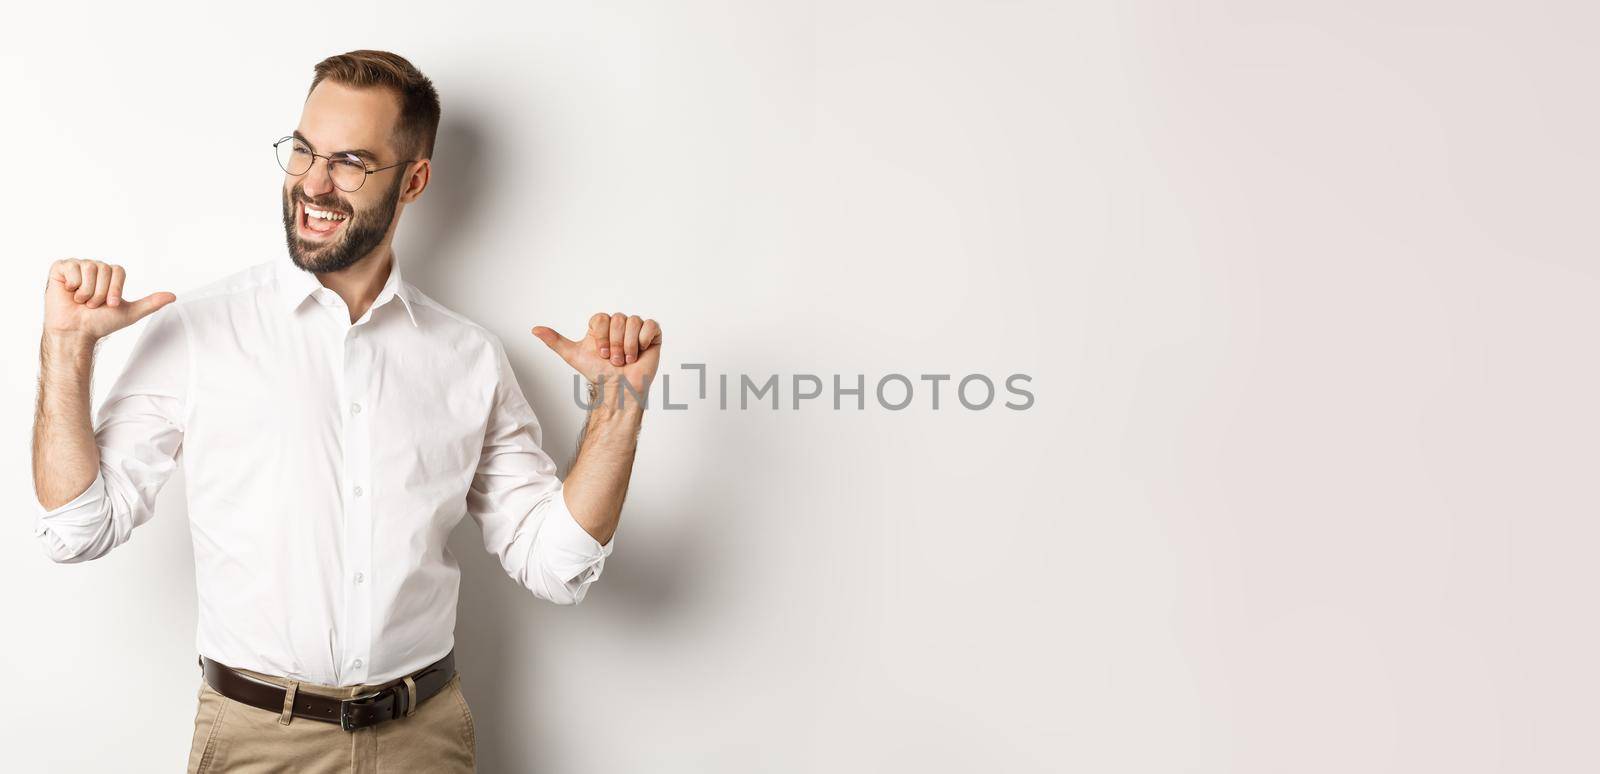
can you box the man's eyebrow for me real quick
[290,131,380,163]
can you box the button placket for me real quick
[342,329,375,684]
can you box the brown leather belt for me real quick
[198,650,456,731]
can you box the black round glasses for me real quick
[273,135,414,193]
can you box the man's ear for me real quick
[399,159,431,204]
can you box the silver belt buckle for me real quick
[339,688,388,732]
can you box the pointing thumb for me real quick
[530,325,575,358]
[127,291,177,322]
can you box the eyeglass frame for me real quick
[272,134,417,193]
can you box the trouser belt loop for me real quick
[280,681,299,725]
[402,675,419,717]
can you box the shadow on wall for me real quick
[448,473,725,770]
[405,98,726,770]
[399,105,489,288]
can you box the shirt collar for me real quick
[275,257,419,328]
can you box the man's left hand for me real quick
[531,312,662,407]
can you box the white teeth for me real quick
[305,206,346,222]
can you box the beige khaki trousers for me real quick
[186,663,476,773]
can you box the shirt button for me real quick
[354,571,365,584]
[353,486,364,497]
[353,658,363,669]
[351,402,362,414]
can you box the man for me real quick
[31,50,658,772]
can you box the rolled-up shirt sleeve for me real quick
[465,334,614,605]
[35,304,190,563]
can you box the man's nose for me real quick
[299,155,337,199]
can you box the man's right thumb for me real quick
[127,291,178,321]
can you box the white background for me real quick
[3,1,1595,771]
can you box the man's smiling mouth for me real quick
[298,201,349,238]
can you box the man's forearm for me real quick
[35,332,101,510]
[560,390,643,547]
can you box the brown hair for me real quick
[308,50,441,160]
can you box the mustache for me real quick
[288,186,353,216]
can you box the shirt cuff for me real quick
[541,488,615,584]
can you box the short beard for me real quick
[280,173,404,274]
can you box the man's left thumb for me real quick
[530,326,574,358]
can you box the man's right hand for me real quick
[44,259,176,343]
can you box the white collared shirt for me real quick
[35,257,614,686]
